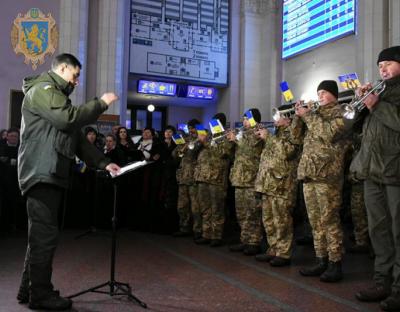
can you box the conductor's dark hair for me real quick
[52,53,82,70]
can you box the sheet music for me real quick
[110,160,148,178]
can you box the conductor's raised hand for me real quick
[105,163,120,176]
[101,92,119,106]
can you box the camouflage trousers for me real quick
[351,182,369,246]
[262,194,294,259]
[177,184,200,234]
[235,187,262,245]
[303,181,344,262]
[197,182,226,240]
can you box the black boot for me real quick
[195,237,211,245]
[380,291,400,311]
[320,261,343,282]
[355,284,391,302]
[243,244,260,256]
[210,239,223,247]
[299,257,328,276]
[270,256,291,267]
[255,253,275,262]
[29,262,72,311]
[17,268,30,304]
[229,243,245,252]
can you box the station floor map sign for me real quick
[129,0,229,85]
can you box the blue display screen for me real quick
[282,0,356,59]
[187,85,215,99]
[137,80,177,96]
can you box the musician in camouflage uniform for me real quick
[254,115,303,266]
[173,119,202,238]
[194,113,234,246]
[228,108,264,255]
[296,80,348,282]
[346,133,369,253]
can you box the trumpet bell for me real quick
[343,105,356,120]
[272,108,281,122]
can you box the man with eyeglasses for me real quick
[17,53,120,310]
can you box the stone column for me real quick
[58,0,89,106]
[95,0,129,125]
[239,0,280,121]
[389,0,400,45]
[356,0,389,83]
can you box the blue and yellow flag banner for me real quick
[244,110,257,127]
[209,119,225,135]
[195,124,207,136]
[338,72,361,90]
[172,134,185,145]
[280,81,294,102]
[75,159,87,173]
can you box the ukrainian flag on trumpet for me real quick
[195,124,207,136]
[172,134,185,145]
[209,119,224,135]
[280,81,294,103]
[244,110,257,127]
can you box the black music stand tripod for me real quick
[68,162,149,309]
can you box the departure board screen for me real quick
[282,0,356,59]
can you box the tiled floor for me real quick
[0,230,380,312]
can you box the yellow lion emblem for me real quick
[11,8,58,70]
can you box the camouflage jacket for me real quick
[297,102,348,183]
[254,120,303,198]
[174,136,201,185]
[229,129,264,187]
[194,138,234,186]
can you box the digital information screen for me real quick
[137,80,177,96]
[187,85,216,100]
[282,0,356,59]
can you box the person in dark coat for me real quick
[17,53,120,310]
[349,46,400,312]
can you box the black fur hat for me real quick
[377,46,400,64]
[212,112,227,127]
[187,118,201,128]
[244,108,261,123]
[317,80,339,99]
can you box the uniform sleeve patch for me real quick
[43,84,52,90]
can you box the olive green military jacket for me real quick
[18,71,110,195]
[194,138,234,187]
[254,120,303,198]
[350,75,400,185]
[229,130,264,188]
[297,102,348,183]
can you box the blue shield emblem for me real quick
[21,21,49,55]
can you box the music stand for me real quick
[68,160,150,309]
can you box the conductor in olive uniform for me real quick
[296,81,348,282]
[17,53,120,310]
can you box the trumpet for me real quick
[342,80,386,119]
[272,101,320,122]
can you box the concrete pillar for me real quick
[95,0,129,125]
[58,0,89,106]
